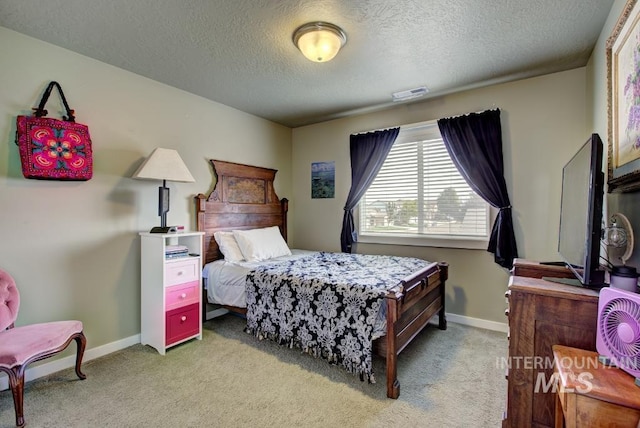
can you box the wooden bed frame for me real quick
[195,159,448,399]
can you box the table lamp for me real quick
[132,148,195,233]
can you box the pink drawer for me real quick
[165,281,200,311]
[165,303,200,346]
[165,257,199,286]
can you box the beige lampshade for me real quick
[293,22,346,63]
[132,148,195,182]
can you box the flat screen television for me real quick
[557,133,605,287]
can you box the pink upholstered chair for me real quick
[0,268,86,427]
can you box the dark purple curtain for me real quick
[340,128,400,253]
[437,109,518,269]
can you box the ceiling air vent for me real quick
[392,86,429,102]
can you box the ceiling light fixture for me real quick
[293,22,347,63]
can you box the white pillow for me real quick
[233,226,292,262]
[213,231,245,262]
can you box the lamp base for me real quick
[149,226,172,234]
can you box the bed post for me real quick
[280,198,289,242]
[385,295,400,399]
[195,193,208,322]
[437,262,448,330]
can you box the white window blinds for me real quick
[359,122,490,240]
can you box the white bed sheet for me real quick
[202,249,315,308]
[202,249,388,339]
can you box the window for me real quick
[358,121,491,249]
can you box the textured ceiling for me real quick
[0,0,614,127]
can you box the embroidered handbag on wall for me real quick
[16,81,93,180]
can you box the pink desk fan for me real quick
[597,213,640,384]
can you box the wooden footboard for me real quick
[374,261,448,399]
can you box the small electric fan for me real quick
[596,286,640,381]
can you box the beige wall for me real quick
[589,0,640,271]
[0,0,625,355]
[0,27,292,350]
[291,68,588,324]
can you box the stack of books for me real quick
[165,245,189,259]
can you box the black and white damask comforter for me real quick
[245,251,432,382]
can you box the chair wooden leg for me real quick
[73,332,87,380]
[0,366,27,428]
[1,331,87,427]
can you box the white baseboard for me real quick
[0,334,140,391]
[441,312,508,333]
[1,312,507,392]
[205,307,229,320]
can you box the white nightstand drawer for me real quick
[165,257,199,286]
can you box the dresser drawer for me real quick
[165,280,200,311]
[165,257,199,286]
[165,303,200,346]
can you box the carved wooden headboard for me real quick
[195,160,288,265]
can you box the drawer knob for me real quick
[177,271,184,276]
[181,316,187,322]
[180,293,187,299]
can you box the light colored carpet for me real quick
[0,315,507,427]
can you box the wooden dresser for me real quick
[502,259,599,428]
[553,345,640,427]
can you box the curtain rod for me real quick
[351,126,400,136]
[441,107,500,121]
[353,106,499,135]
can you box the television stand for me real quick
[503,259,599,428]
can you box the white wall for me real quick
[291,68,588,323]
[0,27,292,350]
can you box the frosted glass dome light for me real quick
[293,22,347,63]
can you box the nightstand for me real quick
[139,231,204,354]
[552,345,640,427]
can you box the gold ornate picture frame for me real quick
[608,0,640,192]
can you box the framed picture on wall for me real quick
[311,161,335,199]
[608,0,640,192]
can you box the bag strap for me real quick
[32,81,76,122]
